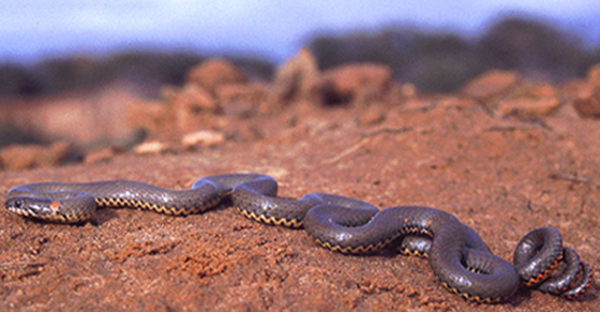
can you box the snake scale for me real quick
[4,173,593,303]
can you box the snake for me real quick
[4,173,593,303]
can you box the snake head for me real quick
[5,198,23,215]
[5,194,95,224]
[5,196,61,219]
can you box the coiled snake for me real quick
[4,174,593,303]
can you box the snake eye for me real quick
[13,200,23,208]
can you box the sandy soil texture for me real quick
[1,96,598,311]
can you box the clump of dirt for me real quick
[0,51,599,311]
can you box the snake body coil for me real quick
[4,174,593,303]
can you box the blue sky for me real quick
[1,1,599,63]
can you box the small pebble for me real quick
[181,130,226,147]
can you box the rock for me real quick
[186,58,248,94]
[0,141,72,170]
[172,84,219,113]
[587,63,600,84]
[554,100,581,119]
[387,82,418,106]
[133,141,173,155]
[529,84,557,99]
[498,97,561,117]
[572,84,600,118]
[399,83,417,98]
[1,84,158,150]
[216,83,268,117]
[317,63,392,106]
[125,100,173,135]
[462,70,520,101]
[269,48,320,104]
[84,147,117,164]
[159,85,180,103]
[181,130,226,148]
[495,82,562,117]
[570,64,600,118]
[560,78,585,100]
[170,84,219,131]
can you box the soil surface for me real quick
[1,96,599,311]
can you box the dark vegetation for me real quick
[0,51,274,98]
[309,16,600,92]
[1,16,599,98]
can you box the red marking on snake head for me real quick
[426,220,432,227]
[50,201,61,211]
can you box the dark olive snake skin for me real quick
[4,174,593,303]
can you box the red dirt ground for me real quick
[1,93,599,311]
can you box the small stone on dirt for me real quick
[181,130,226,148]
